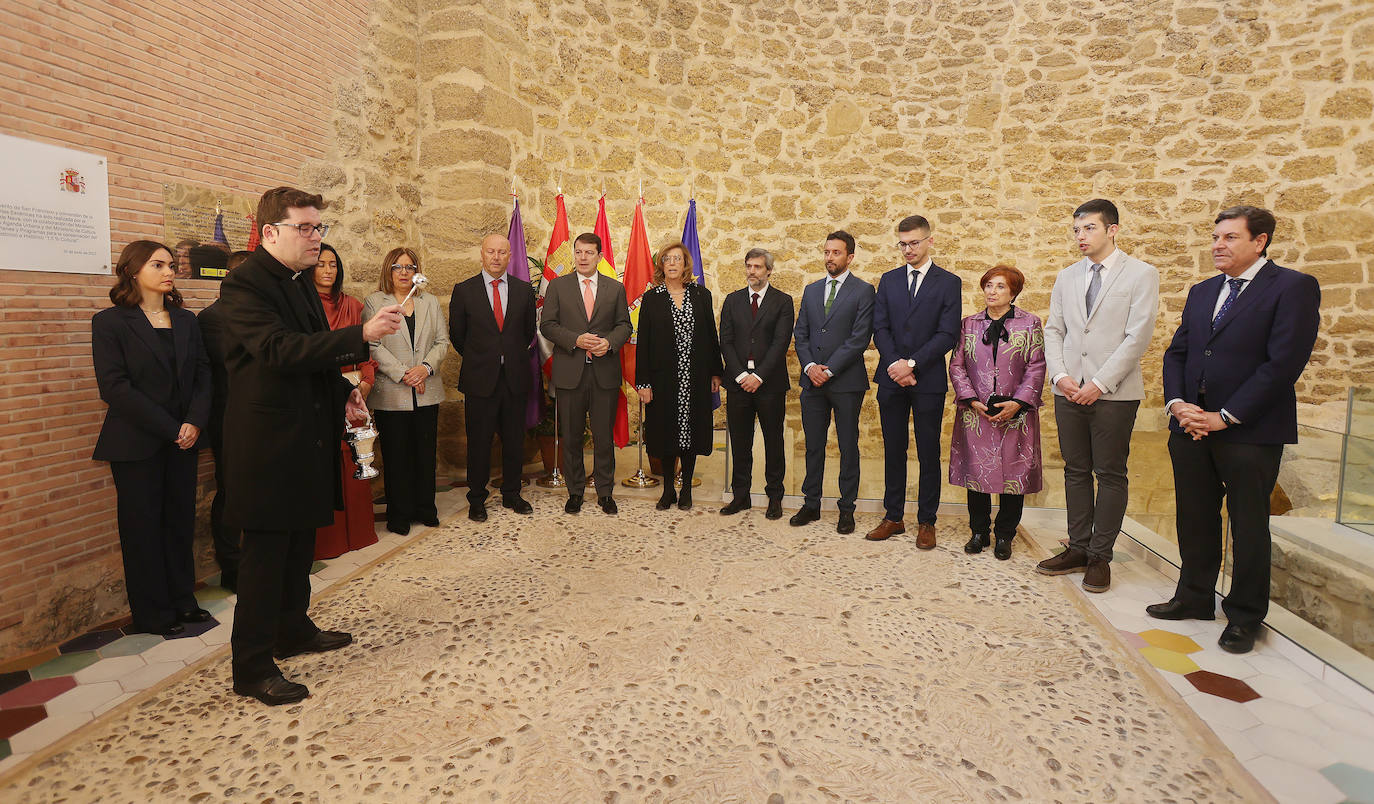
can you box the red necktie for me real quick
[751,292,759,317]
[491,279,504,331]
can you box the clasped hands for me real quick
[174,423,200,450]
[1055,376,1102,405]
[576,332,611,358]
[971,399,1023,424]
[401,365,428,395]
[1171,402,1228,440]
[887,360,917,387]
[638,376,720,405]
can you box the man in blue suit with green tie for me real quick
[790,230,875,535]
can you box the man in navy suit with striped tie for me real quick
[1147,206,1320,655]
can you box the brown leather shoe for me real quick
[865,519,905,541]
[916,523,936,550]
[1082,557,1111,593]
[1035,548,1088,576]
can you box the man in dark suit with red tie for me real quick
[719,247,795,519]
[449,233,538,522]
[1147,206,1321,655]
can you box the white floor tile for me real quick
[1243,755,1345,804]
[1191,650,1259,680]
[1314,729,1374,771]
[1309,701,1374,740]
[1265,636,1329,679]
[1160,669,1199,697]
[92,691,136,718]
[7,711,93,754]
[42,681,124,718]
[117,661,182,692]
[71,655,146,684]
[1246,653,1319,684]
[1243,724,1336,769]
[1189,692,1263,731]
[1248,674,1327,708]
[200,622,232,646]
[1320,668,1374,716]
[1209,723,1262,762]
[139,637,212,665]
[1244,698,1333,739]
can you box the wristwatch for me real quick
[906,359,916,369]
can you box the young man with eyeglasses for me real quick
[1037,199,1159,593]
[218,186,403,705]
[865,216,961,548]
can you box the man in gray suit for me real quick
[790,230,876,534]
[1037,199,1159,593]
[539,232,632,515]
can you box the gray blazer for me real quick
[1043,251,1159,401]
[364,290,449,410]
[539,270,632,391]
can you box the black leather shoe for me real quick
[677,488,693,510]
[836,511,855,534]
[656,488,677,510]
[234,674,309,706]
[468,502,487,522]
[565,495,583,514]
[274,630,353,660]
[1219,622,1260,654]
[599,496,618,515]
[1145,599,1216,621]
[177,607,213,623]
[789,506,820,526]
[419,515,441,527]
[141,622,185,637]
[993,534,1013,560]
[502,495,534,515]
[765,499,783,520]
[387,521,410,536]
[964,532,990,554]
[720,498,750,515]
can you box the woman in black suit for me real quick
[634,241,723,510]
[92,240,213,636]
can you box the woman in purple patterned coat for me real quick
[948,265,1047,560]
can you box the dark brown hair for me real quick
[311,243,345,301]
[1215,205,1276,256]
[378,246,421,294]
[652,241,695,286]
[110,240,183,308]
[980,264,1025,299]
[256,186,328,240]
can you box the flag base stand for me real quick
[622,469,659,488]
[676,470,702,488]
[536,468,567,488]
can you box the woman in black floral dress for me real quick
[634,242,723,510]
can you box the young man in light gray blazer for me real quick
[1036,199,1159,593]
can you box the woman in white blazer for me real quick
[364,247,449,535]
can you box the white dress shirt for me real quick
[736,282,770,385]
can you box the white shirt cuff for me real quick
[734,371,750,384]
[1090,378,1109,394]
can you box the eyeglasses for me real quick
[662,254,685,264]
[391,264,418,273]
[896,237,930,250]
[273,222,330,238]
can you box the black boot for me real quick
[993,532,1014,560]
[964,532,990,554]
[656,484,677,510]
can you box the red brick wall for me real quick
[0,0,372,660]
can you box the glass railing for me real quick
[1338,386,1374,536]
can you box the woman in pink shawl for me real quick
[310,243,380,559]
[948,265,1047,560]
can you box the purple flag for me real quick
[681,198,720,409]
[508,198,543,429]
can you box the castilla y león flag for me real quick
[536,193,573,381]
[593,196,630,449]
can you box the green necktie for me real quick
[824,278,838,315]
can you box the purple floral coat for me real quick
[948,306,1047,495]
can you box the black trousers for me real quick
[877,386,944,524]
[230,527,319,683]
[1169,432,1282,628]
[207,419,241,576]
[108,445,200,631]
[374,404,440,526]
[966,490,1024,539]
[799,387,863,511]
[725,389,786,502]
[465,367,528,503]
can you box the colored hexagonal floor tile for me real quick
[0,648,58,675]
[1117,630,1148,649]
[166,618,219,639]
[0,707,44,740]
[0,676,76,709]
[311,561,326,574]
[98,634,164,658]
[57,629,124,654]
[1320,762,1374,801]
[1184,670,1261,703]
[1139,629,1203,654]
[0,671,30,697]
[0,737,9,761]
[1138,646,1201,675]
[29,651,100,680]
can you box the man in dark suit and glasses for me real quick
[539,232,633,515]
[865,215,962,548]
[449,233,538,522]
[790,230,876,534]
[219,186,403,705]
[719,247,795,519]
[1147,205,1320,655]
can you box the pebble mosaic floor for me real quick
[0,481,1371,802]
